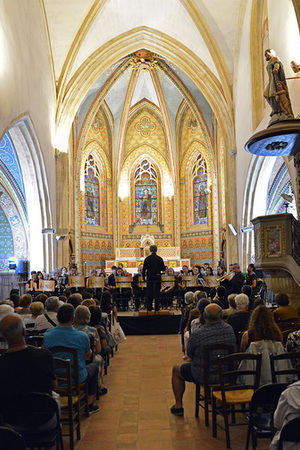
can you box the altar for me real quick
[105,233,189,274]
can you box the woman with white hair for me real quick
[74,305,107,395]
[226,293,251,340]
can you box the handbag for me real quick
[111,319,126,345]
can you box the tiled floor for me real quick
[71,334,270,449]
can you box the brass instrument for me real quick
[216,271,234,282]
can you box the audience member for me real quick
[270,381,300,449]
[212,286,228,309]
[17,294,32,317]
[43,304,99,414]
[226,293,251,340]
[190,298,210,333]
[171,304,236,416]
[0,314,57,395]
[34,296,59,331]
[67,293,83,309]
[33,293,48,305]
[273,293,299,322]
[24,301,44,332]
[222,294,237,319]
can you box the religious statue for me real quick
[264,49,294,118]
[275,81,293,117]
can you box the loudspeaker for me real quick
[16,260,29,277]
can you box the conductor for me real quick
[142,245,165,312]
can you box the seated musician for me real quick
[50,268,61,295]
[132,265,145,311]
[188,267,206,293]
[160,267,179,309]
[33,271,44,292]
[178,265,190,295]
[26,270,37,293]
[115,268,131,311]
[66,265,78,293]
[216,265,231,295]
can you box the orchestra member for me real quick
[178,265,190,294]
[245,264,258,296]
[142,245,165,312]
[132,265,145,311]
[115,268,131,311]
[26,271,37,293]
[230,263,245,294]
[51,268,61,295]
[160,267,179,309]
[217,265,231,295]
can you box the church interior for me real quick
[1,0,299,281]
[1,1,300,448]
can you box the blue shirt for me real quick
[44,325,90,383]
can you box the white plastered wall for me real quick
[0,0,56,271]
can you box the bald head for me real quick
[0,314,25,343]
[204,303,222,322]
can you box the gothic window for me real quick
[84,155,100,226]
[192,153,208,225]
[134,160,158,225]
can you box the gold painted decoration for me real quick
[135,116,156,138]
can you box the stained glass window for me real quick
[134,160,158,225]
[84,155,100,226]
[193,154,208,225]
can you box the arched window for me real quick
[134,159,158,225]
[84,155,100,226]
[192,153,208,225]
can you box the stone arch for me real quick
[2,115,53,271]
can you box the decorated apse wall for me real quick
[0,133,28,271]
[120,102,174,249]
[178,105,216,265]
[80,107,113,271]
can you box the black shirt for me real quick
[0,346,56,396]
[230,271,245,294]
[142,252,165,280]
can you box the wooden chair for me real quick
[0,392,62,449]
[25,335,44,347]
[212,352,262,449]
[54,357,80,450]
[279,416,300,448]
[270,351,300,383]
[0,426,26,450]
[276,318,299,332]
[246,383,288,450]
[195,343,235,426]
[48,346,89,418]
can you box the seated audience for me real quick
[286,329,300,370]
[273,293,299,322]
[240,305,288,386]
[101,291,118,323]
[34,293,48,305]
[211,286,229,309]
[270,381,300,449]
[241,285,254,310]
[222,294,237,319]
[43,304,99,413]
[171,304,236,416]
[226,293,251,340]
[0,314,57,395]
[0,304,14,349]
[190,298,210,333]
[34,296,59,331]
[17,294,32,317]
[24,301,44,332]
[67,293,83,309]
[89,305,111,357]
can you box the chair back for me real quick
[203,343,235,386]
[276,318,299,332]
[0,392,61,449]
[48,346,80,391]
[270,352,300,383]
[249,382,288,423]
[217,352,262,394]
[25,335,44,348]
[279,416,300,447]
[0,426,26,450]
[53,357,74,394]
